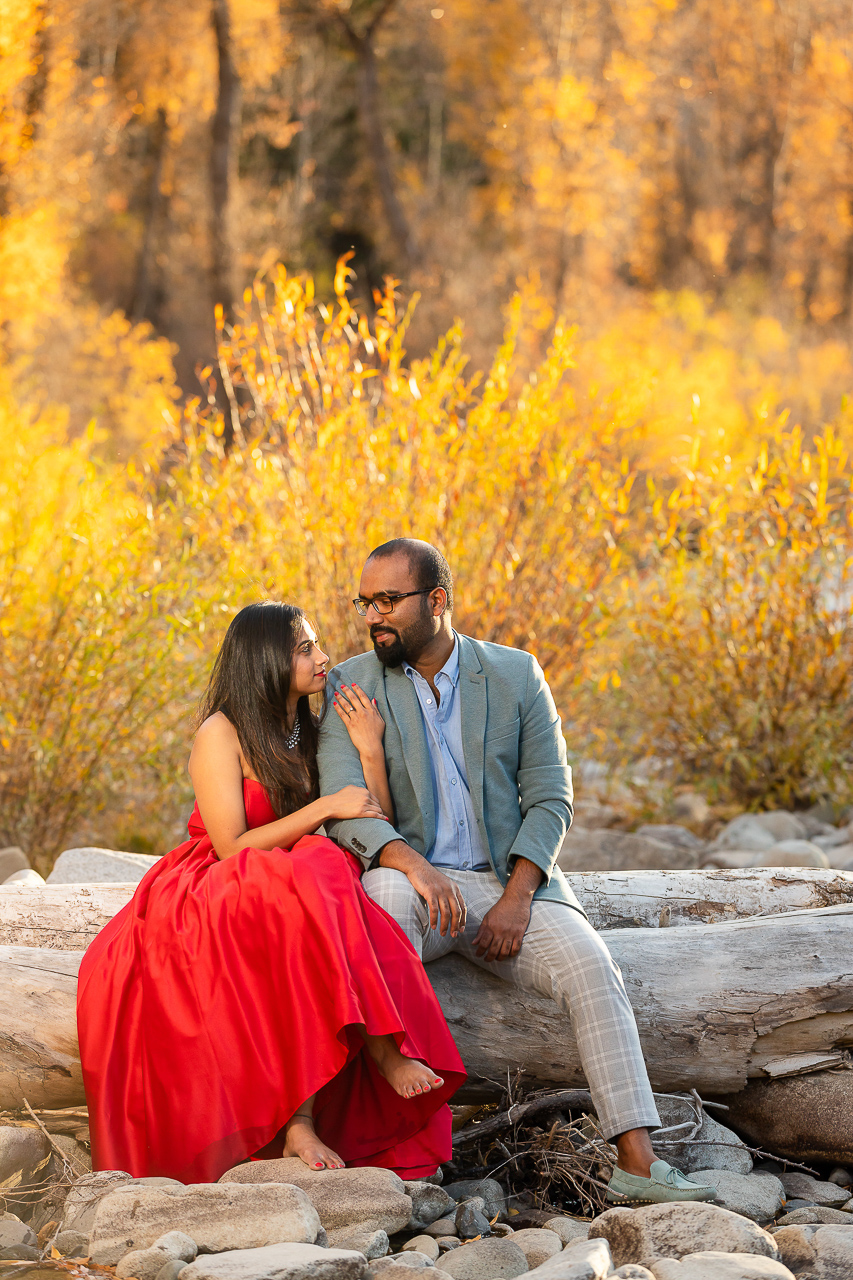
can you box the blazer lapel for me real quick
[458,635,487,831]
[383,664,436,852]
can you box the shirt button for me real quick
[459,820,464,827]
[451,778,457,786]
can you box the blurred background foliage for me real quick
[2,0,853,860]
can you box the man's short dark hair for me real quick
[367,538,454,612]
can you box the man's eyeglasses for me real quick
[352,589,435,616]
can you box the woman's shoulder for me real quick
[195,710,239,745]
[190,712,243,777]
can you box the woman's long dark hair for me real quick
[198,602,321,817]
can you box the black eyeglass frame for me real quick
[352,588,437,616]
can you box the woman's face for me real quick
[291,621,329,698]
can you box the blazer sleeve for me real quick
[506,655,574,884]
[316,664,405,870]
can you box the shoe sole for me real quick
[606,1191,716,1206]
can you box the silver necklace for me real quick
[284,716,301,751]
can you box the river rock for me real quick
[443,1181,506,1221]
[541,1219,589,1245]
[0,849,29,883]
[0,1126,52,1186]
[0,1245,41,1260]
[422,1220,457,1239]
[0,1221,37,1247]
[635,826,706,853]
[220,1160,411,1235]
[377,1253,435,1269]
[180,1244,368,1280]
[524,1238,612,1279]
[116,1232,199,1280]
[646,1253,794,1278]
[589,1203,779,1267]
[157,1263,190,1280]
[686,1170,784,1223]
[60,1172,177,1236]
[3,869,45,886]
[824,843,853,869]
[405,1184,456,1229]
[47,847,159,884]
[557,829,699,873]
[53,1229,90,1257]
[505,1230,561,1268]
[716,1072,853,1163]
[326,1229,389,1259]
[455,1199,491,1241]
[90,1183,322,1265]
[438,1238,528,1279]
[672,794,710,825]
[710,818,779,853]
[779,1173,850,1208]
[774,1207,853,1226]
[651,1097,752,1175]
[401,1240,440,1262]
[751,841,829,869]
[613,1269,655,1279]
[772,1222,853,1277]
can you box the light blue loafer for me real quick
[606,1159,717,1205]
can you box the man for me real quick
[317,538,713,1204]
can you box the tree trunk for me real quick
[3,868,852,950]
[131,107,169,323]
[210,0,241,322]
[4,904,853,1111]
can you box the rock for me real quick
[613,1269,655,1280]
[0,1244,41,1260]
[686,1170,784,1223]
[157,1263,191,1280]
[779,1173,850,1207]
[438,1238,528,1279]
[646,1253,795,1278]
[443,1181,506,1221]
[404,1184,456,1229]
[772,1223,853,1277]
[179,1244,368,1280]
[380,1253,435,1269]
[402,1240,440,1263]
[116,1231,199,1280]
[436,1239,461,1252]
[524,1237,613,1279]
[0,1125,52,1186]
[59,1172,172,1236]
[492,1226,515,1239]
[90,1183,322,1266]
[422,1221,457,1240]
[48,1132,92,1175]
[0,1221,37,1247]
[710,817,779,853]
[53,1229,90,1257]
[651,1097,752,1175]
[673,794,710,825]
[589,1203,780,1267]
[326,1229,389,1259]
[827,1167,853,1188]
[220,1160,411,1236]
[455,1199,491,1241]
[3,869,46,886]
[774,1207,853,1225]
[700,852,759,870]
[541,1219,590,1245]
[716,1072,853,1164]
[0,849,29,883]
[572,800,619,830]
[635,827,706,853]
[824,843,853,868]
[47,847,159,884]
[750,841,829,869]
[505,1230,561,1269]
[557,829,699,873]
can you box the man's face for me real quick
[357,553,438,667]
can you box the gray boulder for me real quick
[157,1263,191,1280]
[0,1221,37,1248]
[443,1181,506,1221]
[557,829,699,873]
[647,1253,794,1277]
[116,1232,199,1280]
[404,1183,456,1229]
[774,1207,853,1226]
[505,1230,561,1269]
[524,1238,613,1279]
[455,1198,491,1241]
[541,1219,589,1245]
[438,1238,528,1279]
[374,1253,434,1270]
[220,1160,411,1237]
[772,1223,853,1278]
[60,1172,177,1236]
[710,817,779,852]
[90,1183,321,1266]
[651,1097,752,1175]
[401,1239,439,1262]
[422,1221,457,1240]
[686,1171,783,1224]
[779,1173,850,1208]
[589,1203,780,1267]
[47,847,159,884]
[180,1244,367,1280]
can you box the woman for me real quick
[77,601,465,1183]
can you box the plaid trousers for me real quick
[362,866,661,1141]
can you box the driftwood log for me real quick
[2,867,852,948]
[2,904,853,1109]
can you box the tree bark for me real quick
[3,868,853,950]
[3,905,853,1110]
[210,0,242,322]
[131,106,169,323]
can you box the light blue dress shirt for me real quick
[403,636,490,871]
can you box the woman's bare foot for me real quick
[364,1035,444,1099]
[283,1112,345,1170]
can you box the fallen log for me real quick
[3,868,852,949]
[2,905,853,1111]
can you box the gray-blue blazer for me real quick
[316,634,582,912]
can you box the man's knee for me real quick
[362,867,418,912]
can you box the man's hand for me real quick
[379,839,467,938]
[473,857,543,962]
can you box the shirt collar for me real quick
[404,633,459,687]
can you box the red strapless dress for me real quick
[77,780,465,1183]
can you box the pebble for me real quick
[325,1229,389,1259]
[774,1206,853,1225]
[436,1240,461,1253]
[779,1172,850,1208]
[157,1263,191,1280]
[53,1229,89,1258]
[455,1199,491,1241]
[827,1166,853,1187]
[376,1253,435,1270]
[116,1231,199,1280]
[541,1218,589,1246]
[404,1185,456,1231]
[612,1268,655,1280]
[0,1246,41,1261]
[437,1237,527,1280]
[401,1239,439,1263]
[503,1228,560,1268]
[772,1222,853,1276]
[443,1181,506,1221]
[422,1220,457,1240]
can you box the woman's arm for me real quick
[333,685,395,823]
[189,713,386,860]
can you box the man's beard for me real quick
[371,604,435,668]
